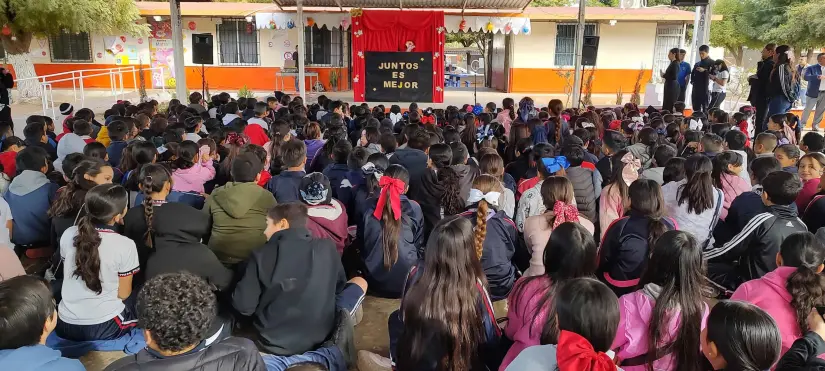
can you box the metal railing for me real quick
[15,65,168,118]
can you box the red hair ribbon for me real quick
[609,120,622,131]
[226,132,248,147]
[373,176,405,221]
[556,330,615,371]
[552,201,579,229]
[421,115,435,125]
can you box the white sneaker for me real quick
[357,350,392,371]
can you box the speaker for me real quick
[582,36,599,66]
[672,0,710,5]
[192,33,214,65]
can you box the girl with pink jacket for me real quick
[712,151,749,220]
[171,141,216,194]
[731,231,825,358]
[611,230,709,371]
[501,222,597,370]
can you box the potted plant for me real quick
[329,69,339,92]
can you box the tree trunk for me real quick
[731,46,744,67]
[807,48,817,64]
[0,32,39,99]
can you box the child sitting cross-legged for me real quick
[233,203,367,366]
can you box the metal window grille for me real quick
[554,23,597,67]
[49,31,92,63]
[304,26,350,67]
[652,25,684,83]
[217,19,259,66]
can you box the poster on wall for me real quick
[103,36,139,65]
[149,21,175,89]
[365,52,433,102]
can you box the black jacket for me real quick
[750,57,776,104]
[390,147,429,183]
[232,227,345,356]
[776,331,825,371]
[145,202,233,291]
[567,165,597,222]
[505,155,534,184]
[103,336,266,371]
[596,154,614,188]
[804,195,825,234]
[265,170,305,204]
[460,208,517,301]
[706,204,807,291]
[598,213,677,297]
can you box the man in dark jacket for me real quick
[232,203,367,357]
[390,128,430,185]
[750,43,777,134]
[690,44,715,114]
[706,170,807,291]
[105,272,265,371]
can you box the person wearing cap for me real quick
[59,103,74,133]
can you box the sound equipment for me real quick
[192,33,214,65]
[672,0,710,6]
[582,36,600,66]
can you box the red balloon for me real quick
[188,21,196,31]
[1,25,10,36]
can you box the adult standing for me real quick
[797,59,809,108]
[709,59,729,109]
[661,48,681,113]
[292,46,300,93]
[690,45,714,114]
[749,43,776,135]
[678,49,692,103]
[801,53,825,132]
[766,45,799,121]
[0,68,14,123]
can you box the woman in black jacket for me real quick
[661,48,681,113]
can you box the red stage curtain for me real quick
[351,10,444,103]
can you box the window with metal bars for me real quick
[652,25,685,83]
[304,26,350,67]
[217,19,259,66]
[554,23,598,67]
[50,31,92,63]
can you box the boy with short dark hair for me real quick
[221,102,241,126]
[323,140,352,199]
[641,144,677,185]
[187,91,207,115]
[390,129,430,184]
[233,203,367,359]
[801,131,825,153]
[754,132,778,157]
[183,116,203,142]
[4,146,59,254]
[0,276,84,370]
[700,133,724,158]
[706,170,807,291]
[266,140,307,203]
[205,153,276,267]
[379,133,397,157]
[106,120,130,168]
[23,122,56,162]
[724,129,750,182]
[71,120,95,144]
[105,272,264,370]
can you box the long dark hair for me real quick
[638,231,705,371]
[172,141,199,170]
[139,164,172,249]
[706,301,781,371]
[73,184,128,294]
[606,150,632,211]
[510,222,598,343]
[540,176,575,227]
[364,153,389,197]
[123,141,158,191]
[268,120,291,173]
[637,127,658,159]
[502,98,515,121]
[430,143,463,216]
[711,151,743,190]
[397,217,485,371]
[49,158,111,218]
[379,165,409,270]
[553,277,619,351]
[629,179,668,247]
[782,232,825,334]
[678,154,714,214]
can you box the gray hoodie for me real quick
[626,143,654,170]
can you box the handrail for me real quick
[14,65,168,118]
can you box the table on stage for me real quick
[275,69,320,92]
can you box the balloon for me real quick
[459,19,466,31]
[307,17,315,27]
[522,24,530,34]
[485,21,494,32]
[2,25,10,36]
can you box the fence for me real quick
[15,66,168,118]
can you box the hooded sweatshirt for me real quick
[205,182,277,266]
[390,147,429,183]
[451,163,479,202]
[5,170,59,245]
[0,344,85,371]
[306,199,349,255]
[146,202,233,291]
[171,160,216,194]
[265,170,305,204]
[304,139,325,171]
[731,267,807,358]
[222,113,241,126]
[626,143,654,170]
[53,133,86,174]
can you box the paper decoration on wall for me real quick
[284,52,293,60]
[307,17,315,27]
[286,20,295,29]
[269,20,276,29]
[97,52,103,59]
[523,23,530,33]
[504,22,512,33]
[137,38,143,44]
[41,51,46,56]
[284,40,291,48]
[1,25,10,36]
[188,21,196,31]
[340,18,349,29]
[459,19,466,31]
[268,41,273,48]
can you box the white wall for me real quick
[512,21,556,69]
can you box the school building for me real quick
[19,2,706,98]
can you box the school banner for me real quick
[364,52,433,102]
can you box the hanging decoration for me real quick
[340,18,349,29]
[246,22,254,34]
[188,21,196,31]
[504,22,512,33]
[350,8,363,17]
[286,20,295,29]
[485,20,494,32]
[1,25,10,36]
[269,20,276,29]
[522,23,530,34]
[307,17,315,27]
[459,18,466,32]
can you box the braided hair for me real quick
[139,164,172,249]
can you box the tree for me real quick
[765,0,825,62]
[709,0,762,66]
[0,0,147,98]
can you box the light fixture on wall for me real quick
[153,16,163,22]
[609,19,617,26]
[245,16,254,23]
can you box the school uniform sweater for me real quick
[4,170,59,246]
[461,208,518,301]
[265,170,305,204]
[389,147,429,184]
[304,139,325,172]
[662,180,723,248]
[107,140,128,168]
[232,227,345,356]
[358,195,424,299]
[322,163,350,199]
[306,199,349,255]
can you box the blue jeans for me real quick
[262,346,346,371]
[766,96,793,130]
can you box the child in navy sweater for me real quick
[266,139,307,203]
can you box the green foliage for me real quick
[238,85,254,99]
[0,0,147,38]
[709,0,762,64]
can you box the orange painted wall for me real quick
[510,68,654,94]
[5,64,153,90]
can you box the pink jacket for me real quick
[731,266,806,357]
[496,109,513,135]
[171,160,216,194]
[796,178,821,214]
[501,276,552,371]
[599,184,624,240]
[612,284,709,371]
[719,173,750,220]
[522,213,595,277]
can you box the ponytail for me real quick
[73,213,103,294]
[474,200,488,260]
[787,266,825,333]
[381,195,400,270]
[139,164,172,249]
[438,166,464,216]
[375,165,409,271]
